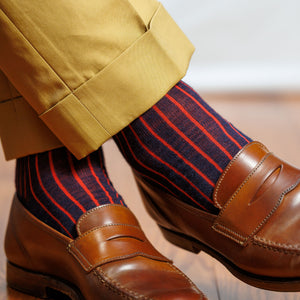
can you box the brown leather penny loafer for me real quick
[134,141,300,292]
[5,195,206,300]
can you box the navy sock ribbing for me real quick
[15,147,125,237]
[114,81,252,213]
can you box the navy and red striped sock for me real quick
[15,147,125,237]
[114,81,252,213]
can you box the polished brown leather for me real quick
[5,196,206,299]
[135,141,300,291]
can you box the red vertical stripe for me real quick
[140,117,215,186]
[87,156,114,204]
[153,105,223,172]
[67,153,100,206]
[128,125,213,204]
[118,133,209,210]
[35,156,76,224]
[27,158,72,238]
[177,83,243,149]
[49,152,86,213]
[165,94,233,160]
[115,135,177,197]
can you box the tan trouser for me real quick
[0,0,194,160]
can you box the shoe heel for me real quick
[7,261,80,299]
[158,226,202,254]
[7,261,51,298]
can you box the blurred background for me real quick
[161,0,300,92]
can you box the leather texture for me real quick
[5,196,206,299]
[134,141,300,291]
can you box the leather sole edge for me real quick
[6,261,83,300]
[159,226,300,292]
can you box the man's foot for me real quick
[5,195,207,299]
[134,141,300,292]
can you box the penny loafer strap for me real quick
[213,144,300,246]
[68,224,170,272]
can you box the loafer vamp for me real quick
[5,197,205,299]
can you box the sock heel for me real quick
[158,226,202,254]
[6,261,81,299]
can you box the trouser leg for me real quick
[0,0,194,159]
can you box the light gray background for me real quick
[161,0,300,91]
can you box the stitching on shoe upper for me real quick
[67,242,92,270]
[214,157,300,245]
[253,239,300,255]
[76,223,142,241]
[214,151,270,220]
[68,227,169,272]
[212,223,247,244]
[76,250,169,272]
[254,236,300,251]
[213,152,270,243]
[70,224,148,270]
[213,141,268,208]
[94,263,206,300]
[93,267,150,299]
[77,204,132,235]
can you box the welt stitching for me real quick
[0,8,110,135]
